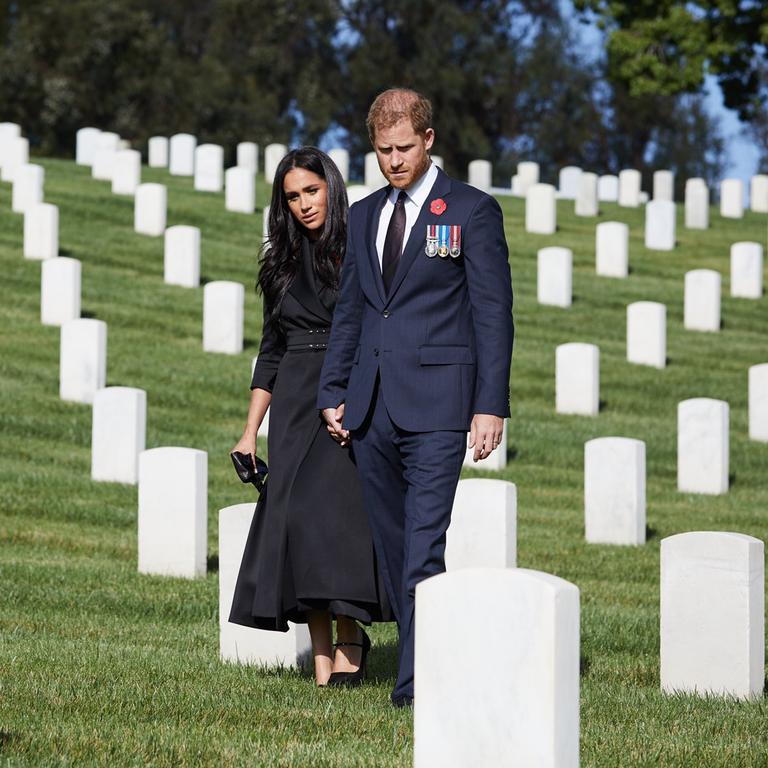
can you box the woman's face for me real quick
[283,167,328,235]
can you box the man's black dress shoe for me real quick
[391,695,413,709]
[326,627,371,687]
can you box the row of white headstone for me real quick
[213,480,763,766]
[538,242,764,306]
[480,157,768,214]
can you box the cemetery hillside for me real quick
[1,143,767,767]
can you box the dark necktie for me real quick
[382,190,408,295]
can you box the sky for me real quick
[568,1,762,194]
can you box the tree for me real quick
[573,1,768,121]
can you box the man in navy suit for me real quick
[318,88,513,706]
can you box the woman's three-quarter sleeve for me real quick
[250,303,286,392]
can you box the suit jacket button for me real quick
[382,310,390,318]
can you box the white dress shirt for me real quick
[375,162,439,268]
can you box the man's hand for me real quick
[468,414,504,462]
[322,404,350,447]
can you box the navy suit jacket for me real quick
[317,167,513,433]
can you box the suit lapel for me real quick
[364,187,389,305]
[385,168,452,304]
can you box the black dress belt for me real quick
[285,328,330,351]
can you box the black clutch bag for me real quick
[230,451,268,493]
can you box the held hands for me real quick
[468,414,504,462]
[322,404,350,447]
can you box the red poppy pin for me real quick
[430,198,447,215]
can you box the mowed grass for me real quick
[1,157,767,767]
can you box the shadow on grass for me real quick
[580,655,591,677]
[59,247,74,257]
[599,399,607,412]
[729,472,736,487]
[207,554,219,573]
[0,731,16,751]
[81,309,97,319]
[764,676,768,697]
[368,639,399,685]
[646,525,658,541]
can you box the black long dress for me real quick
[229,237,391,631]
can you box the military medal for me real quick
[438,224,450,257]
[425,225,439,257]
[449,225,462,258]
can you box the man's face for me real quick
[373,119,434,189]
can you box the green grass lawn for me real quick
[1,157,767,767]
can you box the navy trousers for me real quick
[352,380,465,701]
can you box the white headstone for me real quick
[91,387,147,484]
[661,531,764,699]
[203,281,244,354]
[644,200,676,251]
[597,174,619,202]
[328,148,349,182]
[720,178,744,218]
[194,144,224,192]
[225,167,255,214]
[537,247,572,308]
[111,149,141,195]
[684,269,720,332]
[511,175,521,195]
[431,155,444,169]
[596,221,629,278]
[730,242,763,299]
[517,161,539,196]
[749,364,768,442]
[138,447,207,578]
[0,124,20,173]
[574,172,598,216]
[618,169,641,207]
[526,183,556,235]
[414,568,579,768]
[219,503,312,667]
[169,133,196,176]
[236,141,259,174]
[0,122,21,141]
[41,257,80,326]
[468,160,492,193]
[134,183,167,237]
[653,170,674,201]
[463,419,508,470]
[627,301,666,369]
[346,185,372,205]
[556,343,599,417]
[364,151,387,189]
[24,203,58,261]
[749,174,768,213]
[262,205,270,243]
[677,398,729,495]
[584,437,645,546]
[558,166,582,199]
[76,127,101,166]
[148,136,168,168]
[265,143,288,184]
[445,479,516,570]
[684,178,709,229]
[1,136,29,182]
[59,318,107,404]
[164,225,200,287]
[91,132,120,181]
[12,164,44,214]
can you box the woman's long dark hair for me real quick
[258,147,348,313]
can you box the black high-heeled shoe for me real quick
[326,628,370,687]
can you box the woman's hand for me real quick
[232,431,257,468]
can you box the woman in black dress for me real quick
[229,147,390,686]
